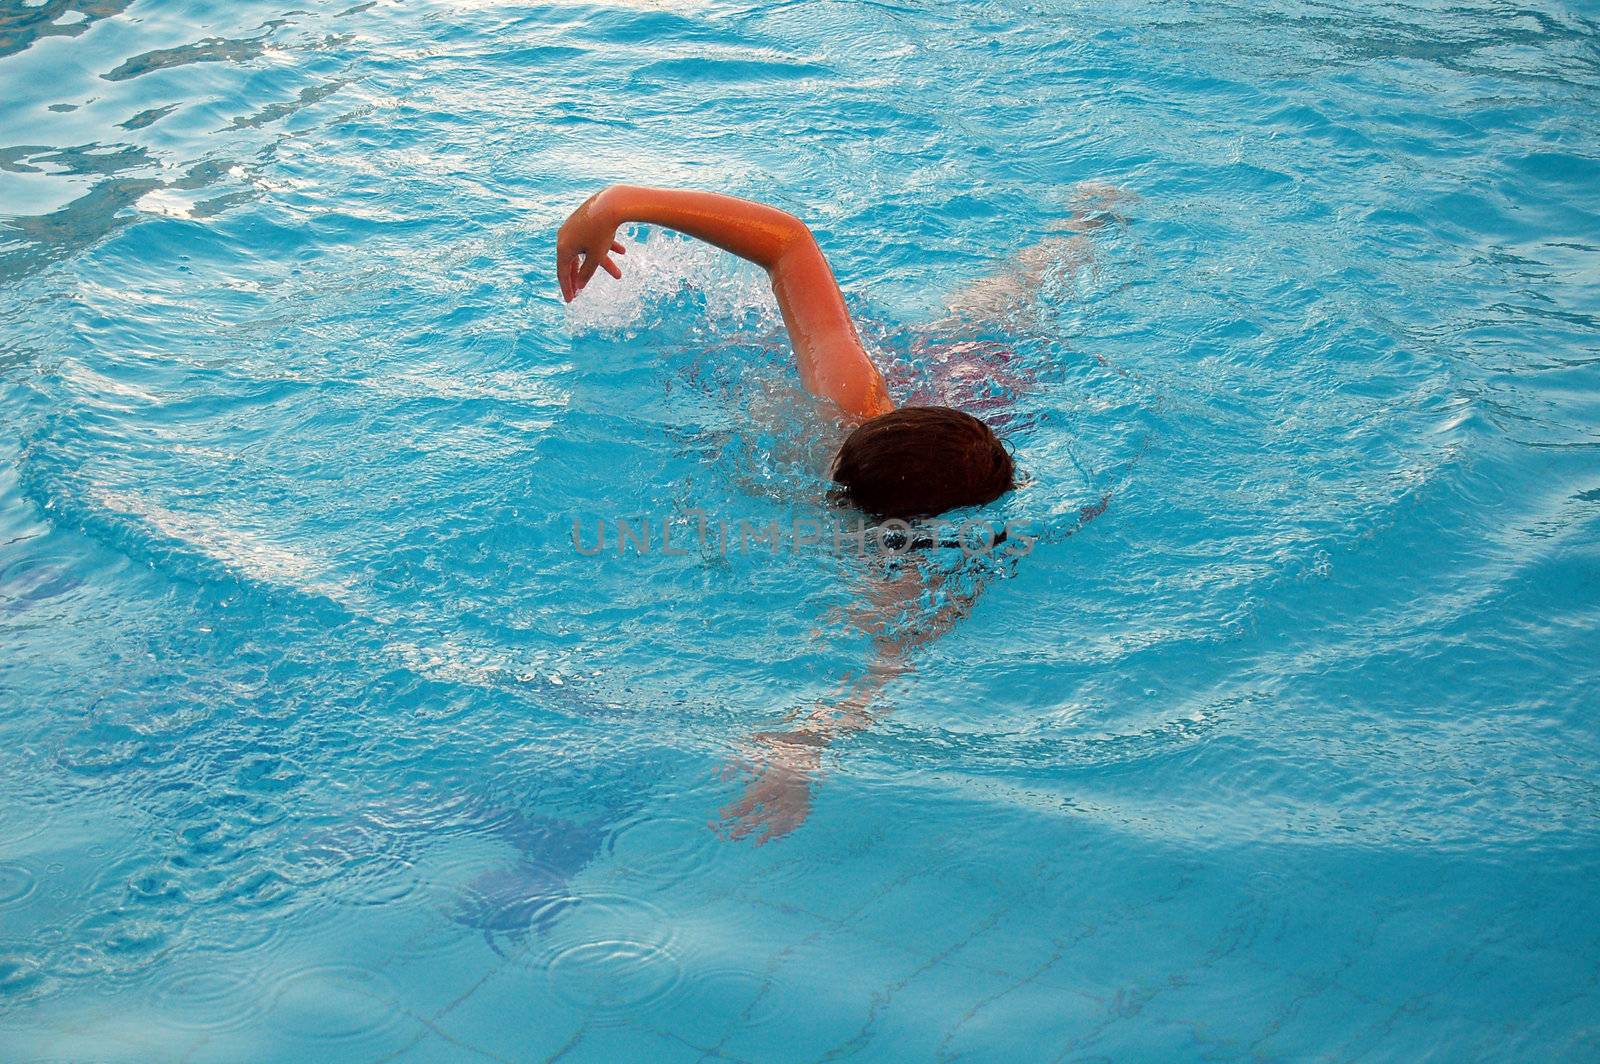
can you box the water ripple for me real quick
[154,965,267,1032]
[0,861,38,910]
[527,893,682,1021]
[267,963,403,1043]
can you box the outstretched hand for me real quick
[717,730,824,845]
[556,192,626,302]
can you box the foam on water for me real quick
[562,229,780,336]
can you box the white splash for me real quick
[561,229,779,335]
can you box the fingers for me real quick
[561,241,625,302]
[720,799,759,840]
[558,254,576,302]
[574,244,623,292]
[563,254,600,300]
[576,252,601,290]
[755,807,801,845]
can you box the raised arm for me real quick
[557,184,892,421]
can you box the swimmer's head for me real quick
[830,406,1014,522]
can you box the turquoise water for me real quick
[3,0,1599,1059]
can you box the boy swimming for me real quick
[556,184,1122,841]
[556,185,1017,521]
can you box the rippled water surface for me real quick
[3,0,1599,1059]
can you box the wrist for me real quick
[593,184,637,228]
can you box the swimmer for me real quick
[557,184,1122,841]
[557,185,1016,522]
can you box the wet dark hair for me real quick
[830,406,1015,521]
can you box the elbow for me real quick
[774,208,811,244]
[767,211,821,270]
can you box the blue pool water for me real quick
[3,0,1599,1059]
